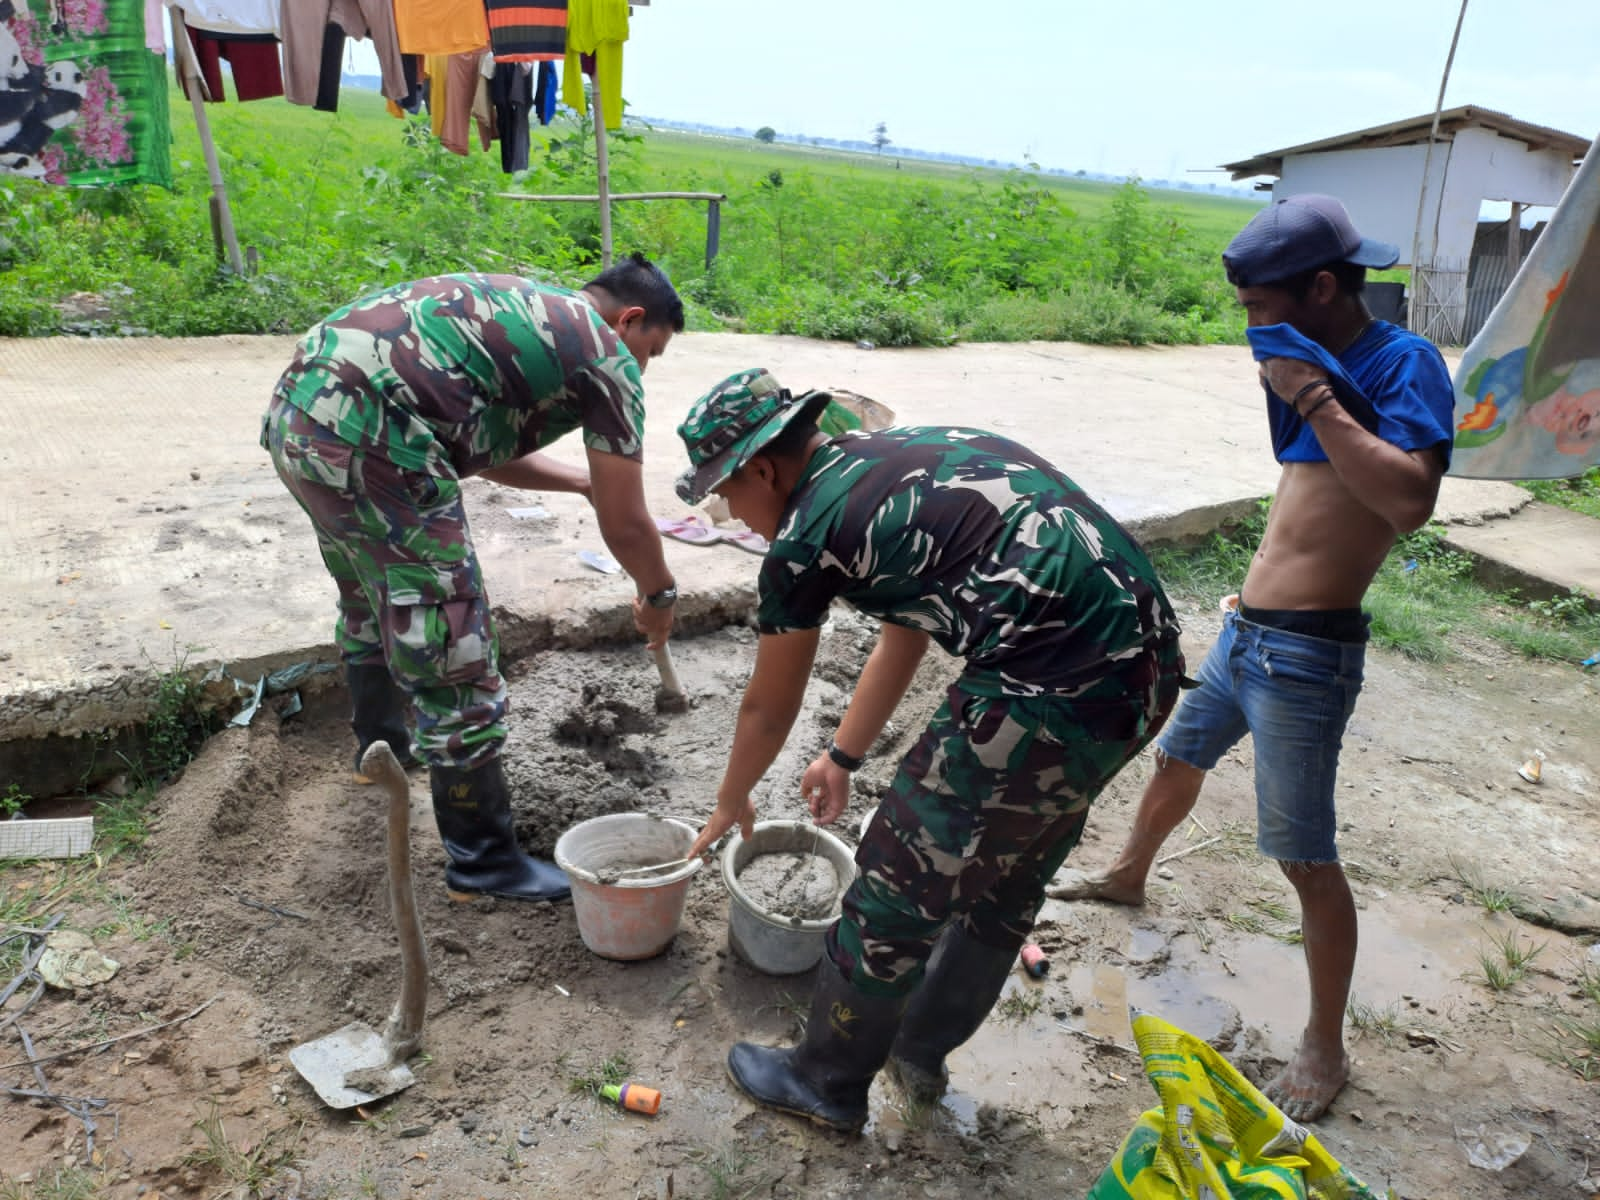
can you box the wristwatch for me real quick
[644,584,678,610]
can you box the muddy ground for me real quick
[3,602,1599,1200]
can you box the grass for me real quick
[0,1169,100,1200]
[183,1105,303,1199]
[1519,467,1600,520]
[1545,1014,1600,1081]
[1221,898,1303,945]
[995,984,1046,1023]
[1470,927,1546,993]
[0,85,1257,346]
[1447,855,1521,914]
[565,1052,632,1102]
[1346,999,1405,1043]
[685,1144,779,1200]
[1153,511,1600,667]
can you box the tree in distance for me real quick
[755,126,776,143]
[872,122,890,154]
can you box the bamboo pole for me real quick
[591,83,612,268]
[497,191,726,202]
[168,7,245,274]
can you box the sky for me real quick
[347,0,1599,181]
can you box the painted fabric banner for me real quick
[1,0,171,186]
[1450,133,1600,479]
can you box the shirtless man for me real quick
[1052,194,1455,1122]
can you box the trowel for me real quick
[289,741,429,1109]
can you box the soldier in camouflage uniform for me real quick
[262,254,684,904]
[676,368,1186,1131]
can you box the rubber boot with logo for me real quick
[428,758,570,903]
[726,963,906,1132]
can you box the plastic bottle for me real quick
[601,1082,661,1115]
[1020,943,1049,978]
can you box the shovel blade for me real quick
[289,1022,416,1109]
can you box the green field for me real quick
[0,86,1263,343]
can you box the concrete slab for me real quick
[1444,501,1600,602]
[0,332,1533,761]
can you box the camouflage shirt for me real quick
[757,428,1179,698]
[267,274,645,477]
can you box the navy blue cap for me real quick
[1223,193,1400,286]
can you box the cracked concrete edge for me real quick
[0,582,764,799]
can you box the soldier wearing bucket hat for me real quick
[1053,193,1455,1123]
[676,368,1187,1132]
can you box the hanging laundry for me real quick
[485,0,564,63]
[423,51,449,138]
[490,59,531,172]
[394,0,487,56]
[168,0,280,36]
[562,0,625,129]
[1450,133,1600,479]
[438,47,481,154]
[533,58,555,125]
[182,25,283,101]
[468,49,493,150]
[281,0,408,109]
[384,53,423,116]
[2,0,171,185]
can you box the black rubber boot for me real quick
[347,662,419,780]
[887,926,1018,1105]
[429,758,571,903]
[726,964,907,1132]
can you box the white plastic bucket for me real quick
[554,814,702,961]
[720,820,857,975]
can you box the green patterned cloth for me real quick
[268,274,646,477]
[1,0,170,186]
[756,427,1179,699]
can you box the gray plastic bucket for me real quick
[554,814,702,961]
[720,820,856,975]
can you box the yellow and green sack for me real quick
[1087,1012,1380,1200]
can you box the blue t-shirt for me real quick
[1250,321,1455,468]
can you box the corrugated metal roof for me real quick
[1220,105,1591,180]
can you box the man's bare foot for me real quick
[1264,1041,1349,1123]
[1045,866,1146,906]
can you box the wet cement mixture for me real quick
[737,853,844,922]
[3,604,1600,1199]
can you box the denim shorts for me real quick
[1156,610,1365,864]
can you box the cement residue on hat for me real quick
[675,368,833,505]
[1223,193,1400,287]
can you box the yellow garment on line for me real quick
[426,54,451,140]
[562,0,628,129]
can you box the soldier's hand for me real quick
[632,596,674,650]
[801,754,850,826]
[688,792,755,860]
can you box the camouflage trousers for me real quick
[828,635,1185,996]
[262,395,507,768]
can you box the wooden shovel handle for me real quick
[361,742,429,1060]
[651,643,686,699]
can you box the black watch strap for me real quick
[645,584,678,609]
[827,740,864,772]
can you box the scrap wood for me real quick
[1156,836,1221,867]
[0,995,219,1072]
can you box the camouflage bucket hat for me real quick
[675,368,833,505]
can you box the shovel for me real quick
[289,741,429,1109]
[651,643,689,714]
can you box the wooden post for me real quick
[169,7,245,274]
[591,83,613,268]
[705,197,721,271]
[1507,201,1524,274]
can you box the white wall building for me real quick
[1221,106,1590,345]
